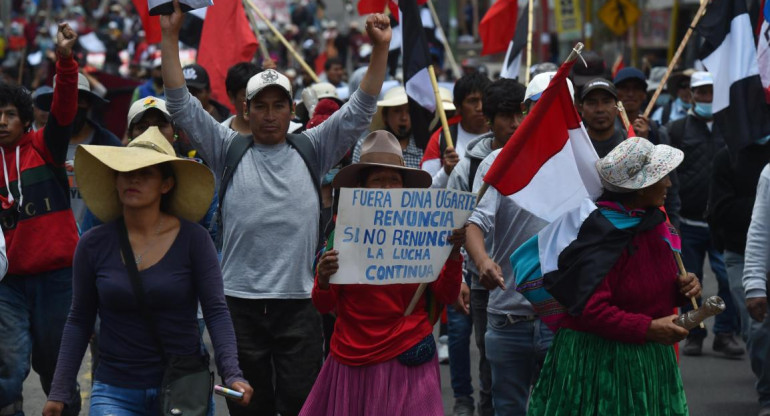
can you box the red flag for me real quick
[131,0,161,44]
[626,123,636,138]
[197,0,258,113]
[483,58,602,221]
[479,0,518,56]
[611,54,625,79]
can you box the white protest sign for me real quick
[331,188,476,285]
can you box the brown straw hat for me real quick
[74,126,215,223]
[332,130,432,189]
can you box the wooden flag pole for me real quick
[643,0,709,118]
[426,0,461,79]
[524,0,534,85]
[404,64,454,317]
[618,101,703,327]
[244,0,320,82]
[475,42,585,205]
[243,4,271,61]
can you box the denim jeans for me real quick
[89,381,160,416]
[485,314,553,416]
[448,296,473,398]
[225,297,322,416]
[723,251,752,341]
[0,269,81,416]
[679,222,739,336]
[471,289,493,416]
[749,305,770,408]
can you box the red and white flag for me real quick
[483,58,602,222]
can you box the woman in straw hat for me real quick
[523,137,701,416]
[299,131,465,416]
[44,127,252,415]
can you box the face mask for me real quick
[73,108,89,132]
[675,97,691,110]
[693,102,712,118]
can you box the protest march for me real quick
[2,0,770,415]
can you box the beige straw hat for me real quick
[332,130,432,189]
[74,126,215,223]
[370,86,409,131]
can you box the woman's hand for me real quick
[645,314,689,345]
[231,381,253,406]
[447,225,467,260]
[317,250,339,290]
[677,272,701,299]
[43,401,65,416]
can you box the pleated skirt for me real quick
[528,329,688,416]
[298,353,444,416]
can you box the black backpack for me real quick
[212,133,323,250]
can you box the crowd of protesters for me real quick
[0,1,769,416]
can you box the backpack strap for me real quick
[661,100,673,126]
[286,133,325,250]
[468,156,482,189]
[212,134,252,249]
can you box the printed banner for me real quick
[331,188,476,285]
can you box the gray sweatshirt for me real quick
[467,150,548,315]
[448,133,494,286]
[165,86,377,299]
[743,164,770,299]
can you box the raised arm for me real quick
[160,0,234,172]
[303,14,391,174]
[40,23,79,164]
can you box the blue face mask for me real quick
[694,102,712,118]
[676,97,692,110]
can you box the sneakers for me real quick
[452,396,474,416]
[438,335,449,364]
[712,332,745,357]
[682,332,705,356]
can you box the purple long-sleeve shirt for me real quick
[49,219,245,402]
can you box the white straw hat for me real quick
[596,137,683,193]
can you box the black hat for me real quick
[580,78,617,101]
[182,64,210,90]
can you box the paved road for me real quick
[21,266,762,415]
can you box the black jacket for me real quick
[667,114,726,221]
[707,144,770,253]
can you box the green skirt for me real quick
[528,329,688,416]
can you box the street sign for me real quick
[598,0,641,36]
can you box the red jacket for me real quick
[420,115,462,168]
[1,54,79,275]
[312,257,462,366]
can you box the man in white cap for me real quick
[159,2,392,415]
[668,71,744,358]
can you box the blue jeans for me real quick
[724,251,770,407]
[0,269,80,416]
[90,381,160,416]
[448,295,473,398]
[679,222,739,336]
[485,314,553,416]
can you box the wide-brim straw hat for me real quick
[75,126,215,223]
[596,137,683,193]
[332,130,432,189]
[371,86,408,131]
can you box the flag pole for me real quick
[404,64,454,317]
[243,3,271,61]
[618,101,704,326]
[243,0,320,82]
[426,0,461,79]
[524,0,534,85]
[643,0,709,118]
[476,41,585,205]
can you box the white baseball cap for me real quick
[690,71,713,88]
[525,71,575,103]
[246,69,293,101]
[127,96,171,127]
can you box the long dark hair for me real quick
[157,162,176,213]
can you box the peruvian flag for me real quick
[757,0,770,103]
[479,0,518,56]
[483,58,602,222]
[698,0,770,151]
